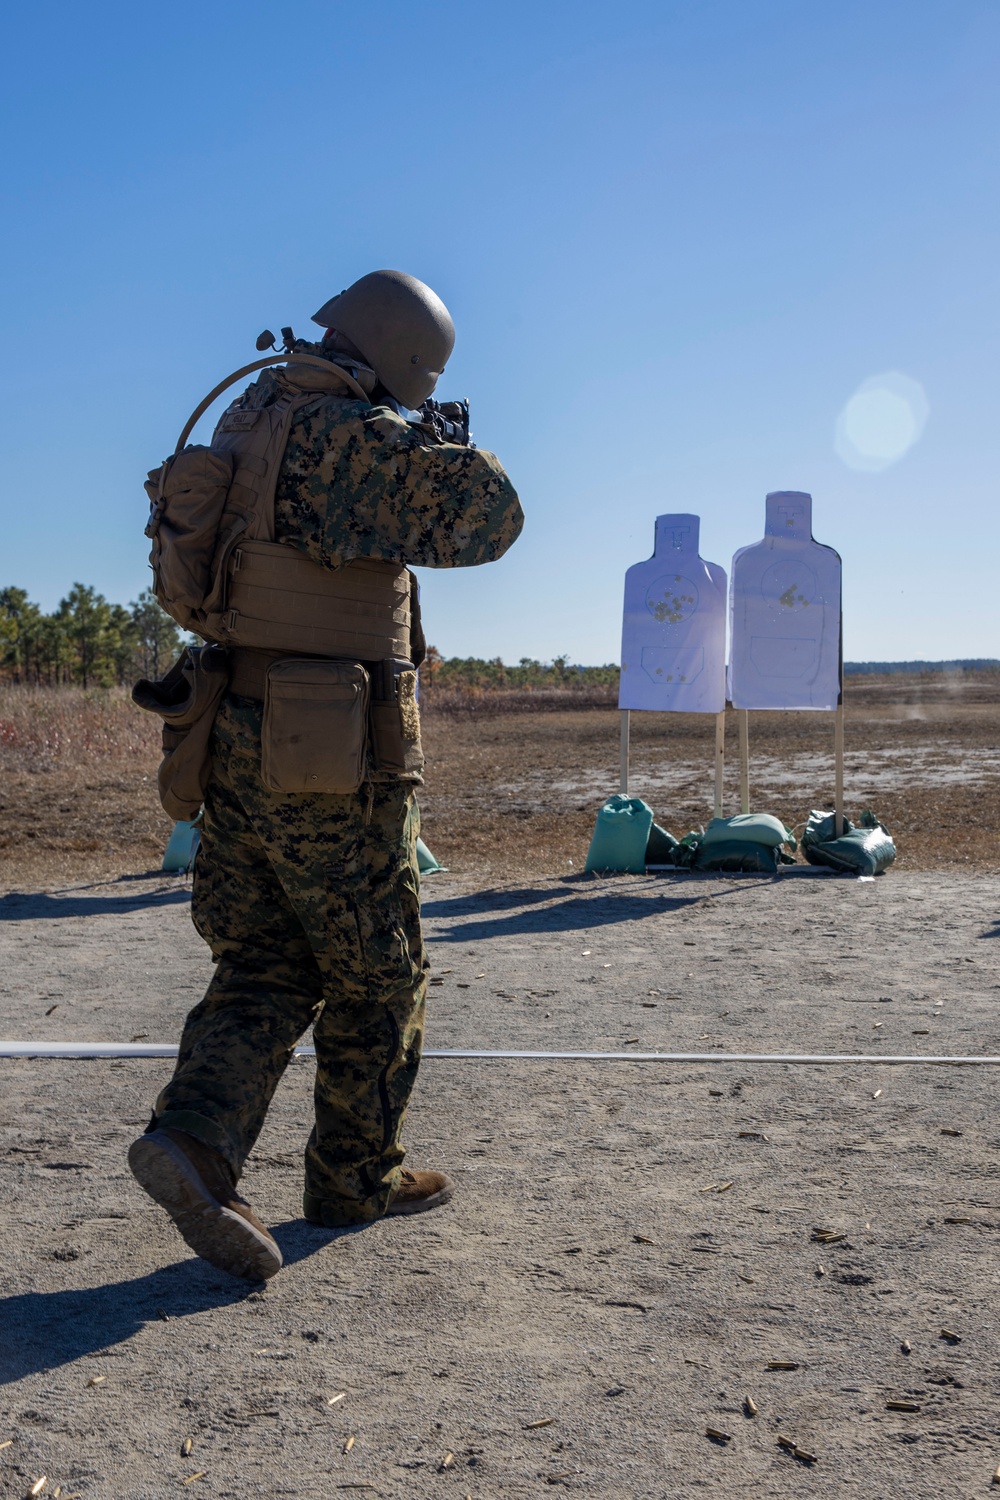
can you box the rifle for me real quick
[409,397,473,447]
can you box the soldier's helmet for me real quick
[312,269,455,410]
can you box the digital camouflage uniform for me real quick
[152,370,523,1226]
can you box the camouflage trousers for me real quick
[151,694,427,1226]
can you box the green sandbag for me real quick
[673,811,796,873]
[802,809,896,876]
[585,795,655,874]
[700,813,796,850]
[694,838,794,874]
[645,822,679,865]
[415,837,446,874]
[162,818,201,873]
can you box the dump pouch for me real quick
[261,658,370,794]
[132,645,231,820]
[369,660,425,776]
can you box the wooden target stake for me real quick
[834,699,845,836]
[619,709,630,796]
[739,709,750,814]
[714,711,726,818]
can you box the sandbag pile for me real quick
[673,813,797,874]
[801,808,896,876]
[584,798,896,876]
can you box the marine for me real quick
[128,270,523,1280]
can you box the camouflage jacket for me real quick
[228,364,523,571]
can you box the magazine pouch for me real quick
[369,660,425,776]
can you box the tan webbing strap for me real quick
[229,648,288,700]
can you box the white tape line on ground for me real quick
[1,1042,998,1065]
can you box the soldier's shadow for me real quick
[0,1262,253,1384]
[0,1224,370,1383]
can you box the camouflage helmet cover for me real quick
[312,269,455,409]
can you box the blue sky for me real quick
[1,0,997,663]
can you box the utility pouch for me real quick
[132,645,231,820]
[261,659,370,794]
[369,659,425,776]
[144,447,235,631]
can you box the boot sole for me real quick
[386,1176,455,1216]
[128,1134,282,1282]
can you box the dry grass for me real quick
[0,683,161,769]
[1,673,997,890]
[0,685,169,889]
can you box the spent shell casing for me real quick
[181,1473,206,1485]
[29,1481,47,1498]
[991,1464,1000,1484]
[777,1435,797,1450]
[181,1438,193,1457]
[766,1361,800,1371]
[901,1340,912,1354]
[793,1448,817,1463]
[705,1427,732,1442]
[440,1452,455,1469]
[941,1128,963,1136]
[525,1417,555,1429]
[886,1400,921,1412]
[343,1435,355,1453]
[940,1328,961,1342]
[744,1396,759,1417]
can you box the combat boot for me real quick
[386,1168,455,1215]
[128,1127,282,1281]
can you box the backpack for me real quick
[144,352,371,636]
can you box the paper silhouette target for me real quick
[619,514,727,713]
[728,491,842,710]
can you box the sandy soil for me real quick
[3,868,1000,1498]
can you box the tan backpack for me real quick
[144,352,370,636]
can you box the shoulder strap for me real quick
[175,353,369,452]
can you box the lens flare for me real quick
[835,372,928,472]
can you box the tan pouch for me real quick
[132,645,230,819]
[261,659,370,794]
[144,447,235,632]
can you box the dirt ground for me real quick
[1,672,998,892]
[3,866,1000,1498]
[2,671,1000,1497]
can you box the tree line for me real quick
[1,583,620,694]
[419,648,619,694]
[0,585,182,686]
